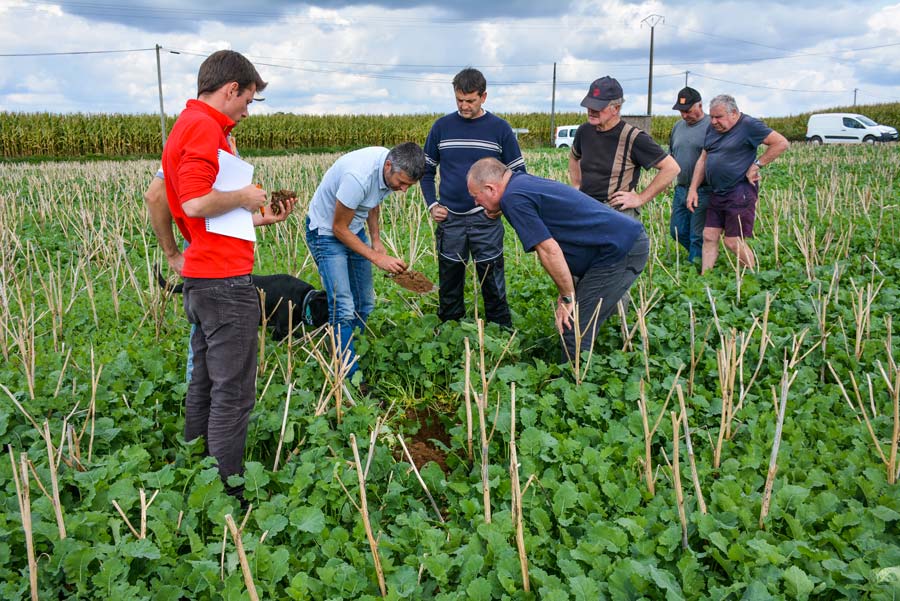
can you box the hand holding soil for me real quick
[390,269,436,293]
[269,189,297,216]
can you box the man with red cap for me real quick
[568,76,679,220]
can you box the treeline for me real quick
[1,103,897,159]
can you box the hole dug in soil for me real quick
[395,408,451,473]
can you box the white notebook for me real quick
[206,149,255,242]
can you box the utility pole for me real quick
[853,88,858,106]
[641,14,664,116]
[685,70,689,87]
[156,44,167,148]
[550,62,557,147]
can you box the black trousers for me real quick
[437,255,512,327]
[436,211,511,327]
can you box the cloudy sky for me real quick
[1,0,899,121]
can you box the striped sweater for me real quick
[421,111,526,214]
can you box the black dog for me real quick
[156,267,329,341]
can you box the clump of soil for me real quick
[403,441,447,473]
[269,189,296,215]
[392,270,436,293]
[396,408,451,473]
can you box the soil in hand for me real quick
[269,189,296,215]
[392,270,435,293]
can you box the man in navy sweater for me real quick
[421,68,525,328]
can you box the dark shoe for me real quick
[225,483,250,512]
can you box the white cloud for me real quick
[868,3,900,32]
[0,0,897,118]
[5,91,69,107]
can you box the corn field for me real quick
[0,111,582,159]
[4,102,897,160]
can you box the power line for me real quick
[168,48,547,70]
[662,23,795,53]
[689,71,848,94]
[0,40,858,96]
[169,37,900,73]
[162,46,687,87]
[855,89,900,102]
[1,17,896,113]
[662,23,900,67]
[3,12,897,73]
[0,47,155,57]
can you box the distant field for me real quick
[1,102,898,160]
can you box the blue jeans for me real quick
[305,218,374,380]
[183,240,195,383]
[669,185,710,263]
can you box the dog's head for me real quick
[303,290,329,328]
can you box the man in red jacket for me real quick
[162,50,293,498]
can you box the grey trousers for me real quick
[561,232,650,362]
[182,275,260,492]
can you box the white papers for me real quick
[206,149,255,242]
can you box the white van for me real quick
[806,113,898,144]
[555,125,580,148]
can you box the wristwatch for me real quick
[753,159,763,168]
[560,295,574,305]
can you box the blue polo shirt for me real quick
[500,172,644,278]
[704,114,772,195]
[307,147,391,235]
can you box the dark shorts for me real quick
[706,181,758,238]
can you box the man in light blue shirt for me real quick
[305,142,426,383]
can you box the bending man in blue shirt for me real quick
[421,68,525,328]
[467,158,649,362]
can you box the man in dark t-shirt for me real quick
[468,158,649,363]
[687,94,789,273]
[569,76,679,219]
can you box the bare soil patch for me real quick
[396,407,450,473]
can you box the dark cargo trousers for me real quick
[436,210,512,328]
[182,275,260,494]
[562,232,650,362]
